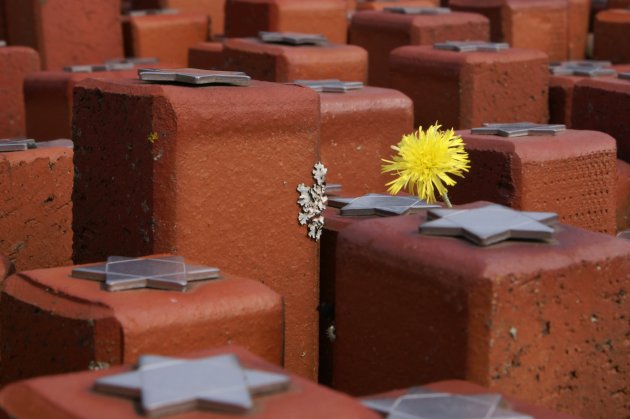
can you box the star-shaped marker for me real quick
[384,6,451,15]
[128,8,178,16]
[0,138,36,152]
[293,79,363,93]
[138,68,251,86]
[328,194,439,216]
[259,31,328,46]
[420,204,557,246]
[64,62,134,73]
[434,41,509,52]
[71,255,220,292]
[619,72,630,81]
[94,354,291,417]
[362,387,532,419]
[0,40,6,47]
[471,122,566,137]
[549,60,615,77]
[107,57,159,66]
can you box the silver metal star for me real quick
[328,194,439,216]
[297,162,328,241]
[63,63,134,73]
[259,31,328,46]
[138,68,251,86]
[0,138,36,152]
[71,255,220,292]
[384,6,451,15]
[0,40,6,47]
[362,387,532,419]
[107,57,159,66]
[549,60,615,77]
[293,79,364,93]
[434,41,509,52]
[128,8,178,16]
[471,122,566,137]
[420,204,557,246]
[619,72,630,81]
[94,354,291,417]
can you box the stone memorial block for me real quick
[223,34,367,83]
[188,41,225,69]
[362,381,580,419]
[572,74,630,163]
[0,46,40,138]
[0,255,283,386]
[333,201,630,417]
[594,8,630,64]
[448,125,616,234]
[72,75,320,378]
[123,10,209,67]
[24,65,139,141]
[131,0,224,36]
[0,140,73,272]
[449,0,574,61]
[3,0,123,70]
[349,8,490,86]
[295,81,413,194]
[0,346,379,418]
[225,0,348,44]
[389,44,548,129]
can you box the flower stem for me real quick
[441,192,452,208]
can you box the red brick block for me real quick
[364,381,580,418]
[567,0,589,60]
[594,9,630,64]
[223,38,367,83]
[616,159,630,231]
[0,46,40,138]
[72,78,320,378]
[24,68,139,141]
[188,41,224,69]
[349,10,490,87]
[356,0,437,11]
[0,147,73,272]
[449,129,616,234]
[131,0,225,36]
[389,45,548,129]
[319,86,413,195]
[0,346,379,419]
[4,0,123,70]
[333,202,630,417]
[225,0,348,44]
[450,0,570,61]
[0,258,283,386]
[572,76,630,162]
[123,12,209,67]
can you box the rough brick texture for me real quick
[594,9,630,64]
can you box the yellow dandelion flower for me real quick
[381,123,470,206]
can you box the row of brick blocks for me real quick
[1,0,630,70]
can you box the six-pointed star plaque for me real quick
[293,79,364,93]
[259,31,328,46]
[434,41,509,52]
[138,68,252,86]
[619,72,630,81]
[71,255,220,291]
[94,354,291,417]
[549,60,615,77]
[420,204,557,246]
[0,138,36,152]
[362,387,533,419]
[384,6,451,15]
[329,194,440,216]
[471,122,566,137]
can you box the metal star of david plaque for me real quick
[64,63,135,73]
[420,204,557,246]
[362,387,533,419]
[619,72,630,81]
[384,6,451,15]
[71,255,220,292]
[138,68,251,86]
[297,162,328,241]
[329,194,439,216]
[35,139,74,149]
[549,60,615,77]
[434,41,509,52]
[471,122,566,137]
[0,40,6,47]
[259,31,328,46]
[293,79,363,93]
[94,354,291,417]
[128,8,178,16]
[0,138,36,152]
[107,57,159,66]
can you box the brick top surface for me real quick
[224,37,364,55]
[0,146,72,165]
[351,9,490,27]
[574,75,630,95]
[317,85,412,110]
[596,8,630,22]
[390,44,547,66]
[0,346,379,419]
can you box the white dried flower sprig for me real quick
[297,162,328,241]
